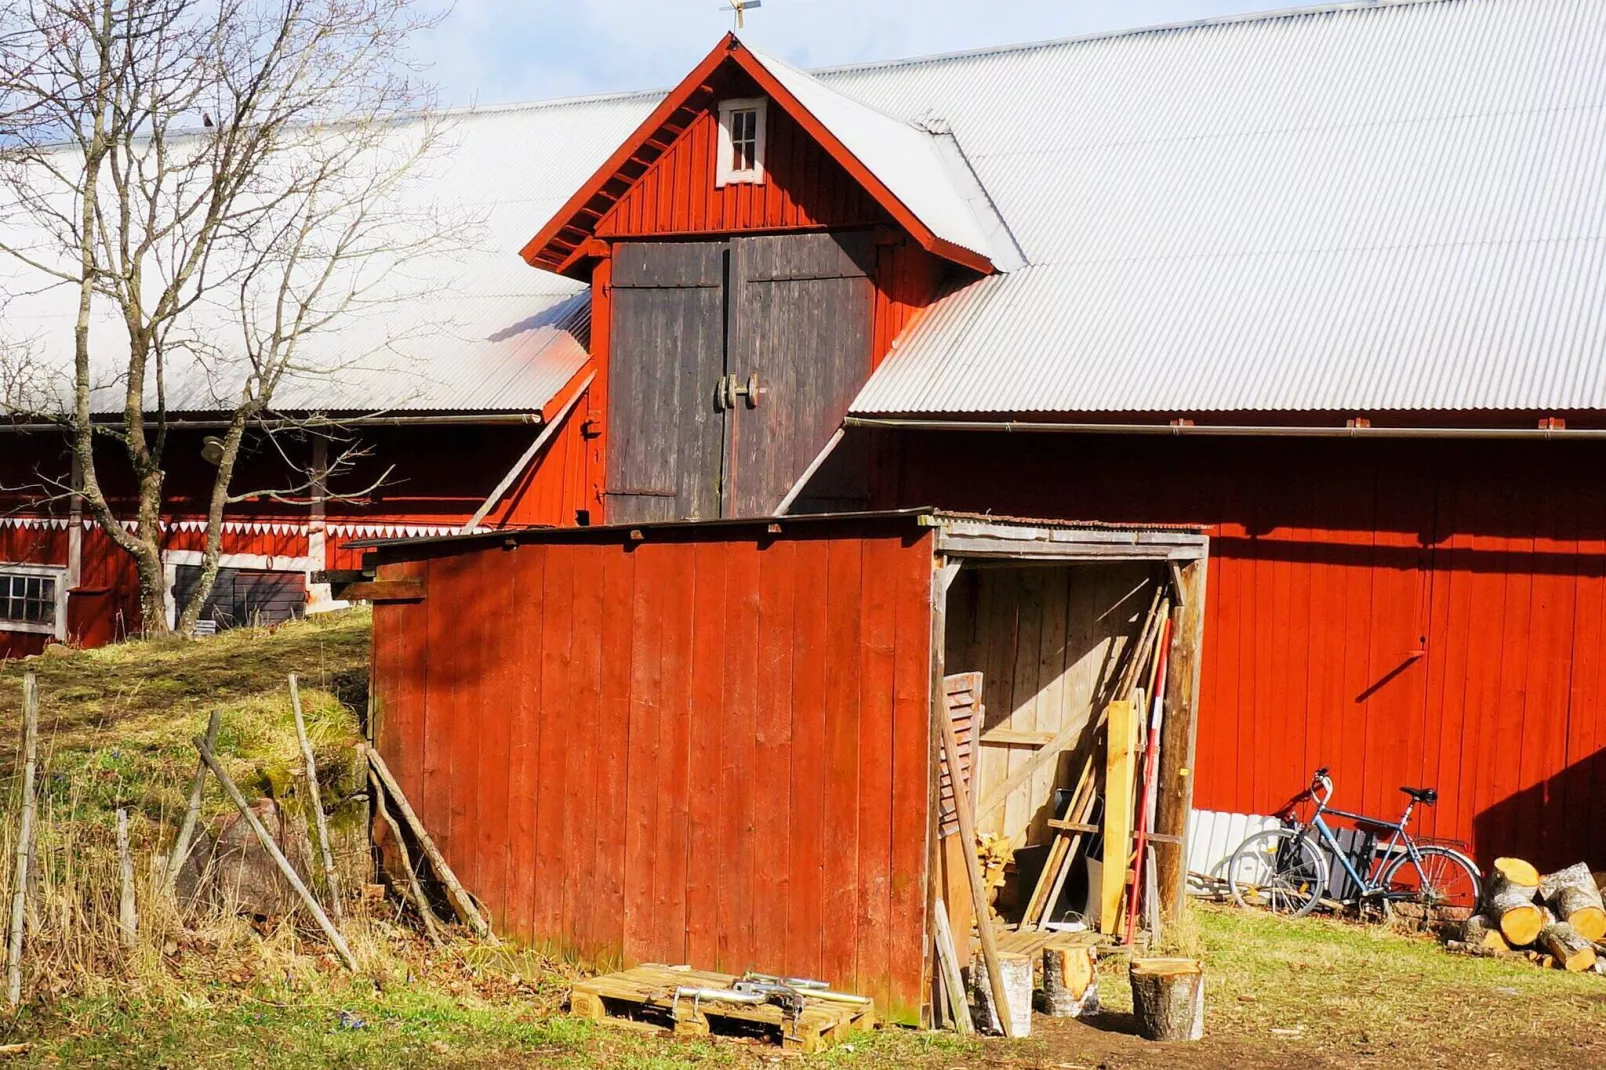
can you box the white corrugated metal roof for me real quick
[740,41,1014,268]
[8,0,1601,417]
[843,0,1606,413]
[0,93,657,415]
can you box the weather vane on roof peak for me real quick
[720,0,761,30]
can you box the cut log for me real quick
[1539,922,1597,972]
[1129,958,1204,1042]
[1539,863,1606,942]
[972,951,1032,1038]
[1039,946,1099,1018]
[1482,858,1543,946]
[1460,914,1510,953]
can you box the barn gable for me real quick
[519,34,1006,278]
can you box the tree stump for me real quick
[1460,914,1510,953]
[1129,958,1204,1042]
[1539,863,1606,942]
[1483,858,1543,946]
[1038,946,1098,1018]
[972,951,1032,1037]
[1539,922,1597,972]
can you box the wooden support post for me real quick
[1155,562,1207,915]
[168,710,221,893]
[939,712,1016,1037]
[931,897,973,1035]
[1100,699,1138,936]
[116,809,137,947]
[368,767,442,945]
[6,673,39,1006]
[290,675,343,920]
[193,737,358,971]
[362,744,496,943]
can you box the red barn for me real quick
[511,0,1606,875]
[9,0,1606,883]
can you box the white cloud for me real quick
[413,0,1263,105]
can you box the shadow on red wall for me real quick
[1472,745,1606,873]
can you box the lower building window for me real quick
[0,566,66,637]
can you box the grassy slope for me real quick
[4,618,1605,1068]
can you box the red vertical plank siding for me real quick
[621,543,667,962]
[591,544,637,963]
[785,538,831,980]
[752,539,797,972]
[651,548,698,961]
[819,538,864,988]
[855,535,897,1009]
[595,105,885,240]
[684,542,729,968]
[505,545,546,941]
[473,550,515,930]
[531,545,576,946]
[369,521,937,1019]
[561,544,606,953]
[717,543,762,971]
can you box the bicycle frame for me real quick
[1297,779,1429,902]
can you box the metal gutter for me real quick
[842,416,1606,441]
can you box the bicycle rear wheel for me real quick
[1228,828,1328,918]
[1379,845,1482,924]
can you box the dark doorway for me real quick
[172,565,306,631]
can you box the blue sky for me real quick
[414,0,1268,106]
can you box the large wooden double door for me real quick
[605,231,874,522]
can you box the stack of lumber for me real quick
[1451,858,1606,973]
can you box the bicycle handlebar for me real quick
[1310,767,1334,807]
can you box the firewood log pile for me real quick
[1447,858,1606,974]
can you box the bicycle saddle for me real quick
[1400,786,1438,805]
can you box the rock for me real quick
[191,798,315,918]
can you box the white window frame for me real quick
[716,97,767,187]
[0,562,69,639]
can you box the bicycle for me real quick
[1227,767,1481,922]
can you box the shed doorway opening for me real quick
[928,518,1205,956]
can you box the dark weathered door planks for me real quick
[725,233,875,517]
[607,241,728,523]
[607,233,875,522]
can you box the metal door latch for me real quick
[716,374,764,410]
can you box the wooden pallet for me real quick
[569,964,875,1054]
[995,927,1101,958]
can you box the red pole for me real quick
[1125,617,1172,946]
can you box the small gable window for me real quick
[716,97,766,187]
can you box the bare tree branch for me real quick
[0,0,460,637]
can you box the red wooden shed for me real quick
[363,509,1207,1021]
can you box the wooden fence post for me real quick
[290,675,343,920]
[6,673,40,1006]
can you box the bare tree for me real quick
[0,0,454,635]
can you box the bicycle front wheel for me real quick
[1228,828,1329,918]
[1379,845,1482,922]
